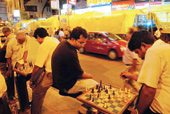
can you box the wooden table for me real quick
[77,84,137,114]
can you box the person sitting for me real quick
[52,27,98,98]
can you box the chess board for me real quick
[77,83,137,114]
[13,66,33,76]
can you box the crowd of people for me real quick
[0,25,170,114]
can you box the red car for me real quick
[79,31,127,60]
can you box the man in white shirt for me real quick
[5,30,29,100]
[0,73,11,114]
[29,28,60,114]
[121,30,170,114]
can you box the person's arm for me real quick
[6,58,12,76]
[81,72,93,79]
[23,51,28,63]
[137,84,156,114]
[131,59,138,72]
[29,65,40,88]
[120,71,138,81]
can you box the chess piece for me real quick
[100,80,102,88]
[97,87,101,93]
[97,94,99,98]
[108,94,111,99]
[113,90,115,95]
[91,88,94,93]
[92,98,94,102]
[105,89,108,94]
[110,85,112,89]
[96,85,99,89]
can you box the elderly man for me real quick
[5,30,29,101]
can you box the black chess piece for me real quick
[108,94,111,99]
[110,85,112,89]
[92,98,94,102]
[97,94,99,98]
[113,90,115,95]
[105,89,108,94]
[91,88,94,93]
[96,85,99,89]
[97,87,101,93]
[100,80,102,88]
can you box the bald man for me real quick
[5,31,30,101]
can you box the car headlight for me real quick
[120,46,126,52]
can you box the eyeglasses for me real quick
[76,40,86,45]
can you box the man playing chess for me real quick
[120,30,170,114]
[5,30,29,101]
[52,27,98,97]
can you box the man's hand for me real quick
[120,71,138,81]
[29,81,35,89]
[6,68,12,77]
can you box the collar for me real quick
[152,39,165,48]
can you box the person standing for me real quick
[121,30,170,114]
[52,27,98,96]
[29,28,60,114]
[154,28,163,40]
[122,27,142,92]
[0,73,11,114]
[5,30,29,101]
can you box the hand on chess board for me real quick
[120,71,138,81]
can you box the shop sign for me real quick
[68,0,77,5]
[50,0,59,9]
[87,0,112,7]
[75,1,87,9]
[112,0,134,11]
[135,0,162,9]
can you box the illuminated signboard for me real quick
[68,0,77,5]
[87,0,112,7]
[51,0,59,9]
[112,0,134,11]
[135,0,162,9]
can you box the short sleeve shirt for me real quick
[137,40,170,113]
[0,73,7,98]
[52,41,84,91]
[4,33,16,46]
[123,42,141,65]
[5,36,30,67]
[35,37,60,72]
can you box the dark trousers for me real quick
[0,94,11,114]
[6,72,15,100]
[16,74,31,112]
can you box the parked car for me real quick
[79,31,127,60]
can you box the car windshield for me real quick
[103,32,122,41]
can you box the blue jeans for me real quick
[31,72,52,114]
